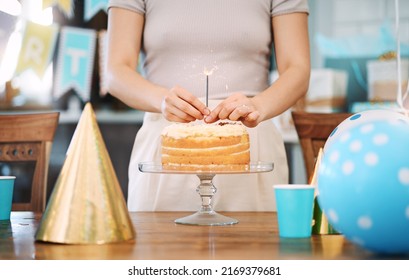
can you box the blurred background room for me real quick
[1,0,408,203]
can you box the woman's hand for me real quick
[204,93,261,128]
[161,85,210,123]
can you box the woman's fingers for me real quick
[162,86,209,122]
[228,104,252,121]
[241,111,260,128]
[204,93,260,127]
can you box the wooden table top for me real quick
[0,211,406,260]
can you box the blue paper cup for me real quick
[274,184,315,238]
[0,176,16,220]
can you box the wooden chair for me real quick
[0,112,59,212]
[291,111,352,182]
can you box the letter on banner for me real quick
[84,0,109,21]
[43,0,74,18]
[15,21,58,78]
[54,27,96,101]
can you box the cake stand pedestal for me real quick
[138,162,274,226]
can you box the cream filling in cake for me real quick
[161,122,248,138]
[161,122,250,171]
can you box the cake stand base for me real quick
[174,211,238,226]
[138,162,274,226]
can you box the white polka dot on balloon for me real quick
[406,206,409,219]
[342,161,354,175]
[329,151,339,163]
[357,216,373,229]
[373,134,389,145]
[340,132,350,143]
[349,140,362,152]
[360,123,374,134]
[399,168,409,185]
[364,152,378,166]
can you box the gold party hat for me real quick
[311,148,338,235]
[320,235,344,258]
[35,103,135,244]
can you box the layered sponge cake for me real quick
[161,122,250,171]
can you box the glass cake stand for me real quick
[138,162,274,226]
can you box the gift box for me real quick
[367,59,409,101]
[304,69,348,112]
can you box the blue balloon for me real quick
[318,118,409,254]
[324,109,409,152]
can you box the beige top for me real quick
[108,0,308,99]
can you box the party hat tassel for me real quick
[35,103,135,244]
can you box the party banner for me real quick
[54,26,96,101]
[84,0,109,21]
[98,30,108,96]
[15,21,58,78]
[0,11,18,65]
[42,0,74,18]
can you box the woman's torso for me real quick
[142,0,273,99]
